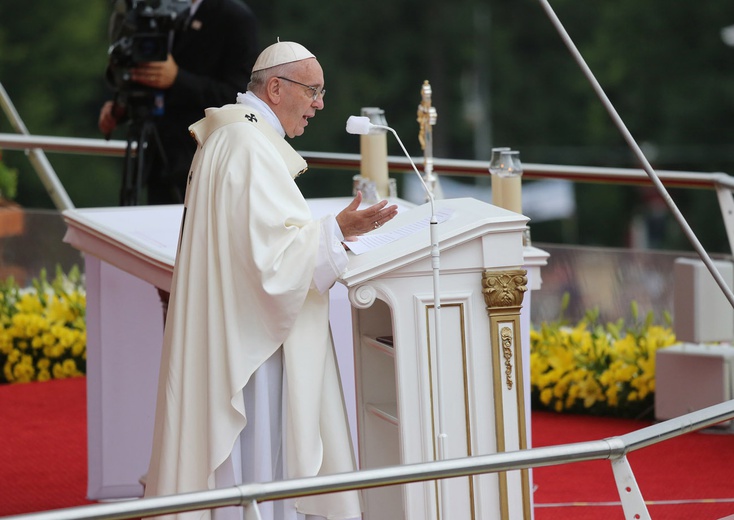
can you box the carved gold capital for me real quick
[481,269,528,309]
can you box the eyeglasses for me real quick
[276,76,326,102]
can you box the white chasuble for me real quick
[144,105,361,520]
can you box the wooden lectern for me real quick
[339,197,531,520]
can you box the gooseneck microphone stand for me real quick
[346,115,449,519]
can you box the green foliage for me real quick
[0,0,119,209]
[0,151,18,200]
[1,0,734,249]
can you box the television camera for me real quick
[103,0,190,205]
[105,0,190,112]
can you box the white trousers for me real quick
[212,349,324,520]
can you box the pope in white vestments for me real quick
[143,41,398,520]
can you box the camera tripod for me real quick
[119,101,168,206]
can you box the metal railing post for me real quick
[0,82,74,210]
[611,454,651,520]
[715,182,734,256]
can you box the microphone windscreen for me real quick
[346,116,373,135]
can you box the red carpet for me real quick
[0,378,94,516]
[1,378,733,519]
[531,411,734,519]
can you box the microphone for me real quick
[345,115,374,136]
[346,116,435,214]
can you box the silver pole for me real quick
[537,0,734,310]
[0,133,129,157]
[0,82,74,210]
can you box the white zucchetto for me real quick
[252,39,316,72]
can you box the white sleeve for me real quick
[312,215,348,294]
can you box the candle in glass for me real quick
[488,147,511,208]
[498,150,523,214]
[359,107,389,199]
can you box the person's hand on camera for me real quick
[131,54,179,90]
[336,191,399,242]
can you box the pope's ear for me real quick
[265,77,282,104]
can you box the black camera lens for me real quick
[132,33,169,63]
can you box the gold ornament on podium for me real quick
[417,80,441,200]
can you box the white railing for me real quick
[1,400,732,520]
[5,131,734,257]
[2,131,732,188]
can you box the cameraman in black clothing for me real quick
[99,0,259,205]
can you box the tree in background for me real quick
[2,0,734,252]
[0,1,119,208]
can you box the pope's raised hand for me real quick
[336,191,399,242]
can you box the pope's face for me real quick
[277,59,325,138]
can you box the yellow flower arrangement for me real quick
[0,265,86,384]
[530,294,677,419]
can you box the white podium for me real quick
[340,198,532,519]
